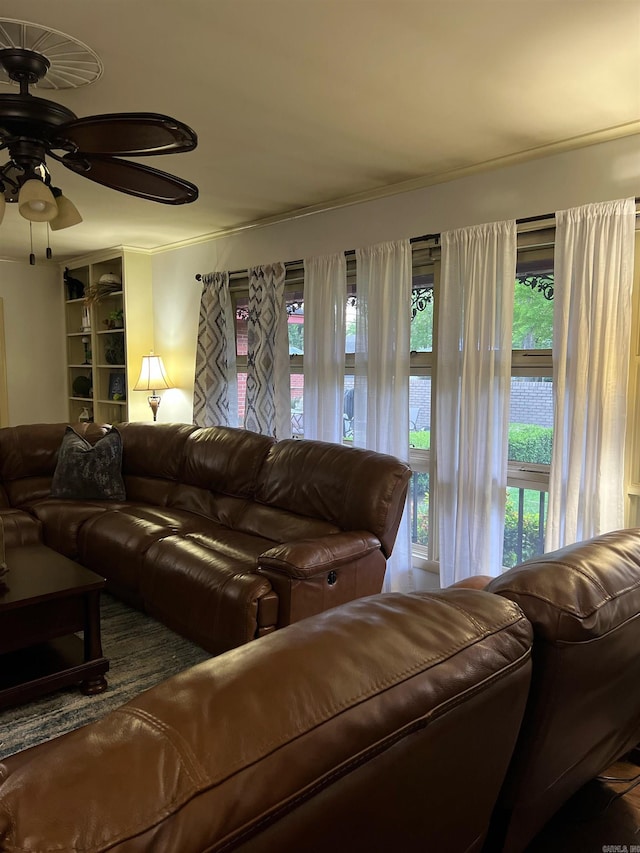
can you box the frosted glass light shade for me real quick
[134,354,172,392]
[18,180,58,222]
[50,194,82,230]
[0,193,5,226]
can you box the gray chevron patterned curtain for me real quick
[244,262,292,439]
[193,271,238,427]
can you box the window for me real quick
[505,231,554,567]
[228,225,555,573]
[408,244,437,566]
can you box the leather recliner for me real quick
[0,589,533,853]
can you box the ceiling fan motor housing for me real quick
[0,46,199,205]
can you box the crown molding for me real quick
[149,121,640,255]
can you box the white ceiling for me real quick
[0,0,639,263]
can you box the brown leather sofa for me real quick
[0,589,533,853]
[0,421,411,654]
[454,528,640,852]
[2,529,640,850]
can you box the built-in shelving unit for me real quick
[63,250,153,425]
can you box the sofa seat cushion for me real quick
[0,508,42,547]
[142,535,275,654]
[28,499,116,557]
[77,505,220,599]
[184,529,279,566]
[234,501,341,544]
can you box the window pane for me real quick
[409,376,431,449]
[235,296,248,356]
[509,377,553,464]
[291,373,303,435]
[287,291,304,355]
[237,371,246,425]
[503,487,547,568]
[410,276,433,353]
[409,471,430,548]
[513,259,553,350]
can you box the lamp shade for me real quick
[18,179,58,222]
[50,194,82,231]
[134,353,172,391]
[0,193,5,227]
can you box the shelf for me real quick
[97,398,126,406]
[97,363,125,369]
[97,328,124,335]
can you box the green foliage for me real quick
[503,488,545,568]
[512,280,553,349]
[410,430,431,449]
[410,301,434,352]
[508,423,553,465]
[288,322,304,353]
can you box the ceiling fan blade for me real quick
[53,113,197,156]
[61,153,198,204]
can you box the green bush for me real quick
[503,489,545,567]
[410,430,430,449]
[508,423,552,465]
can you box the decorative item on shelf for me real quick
[108,373,126,402]
[79,406,91,423]
[104,333,125,365]
[72,375,92,398]
[64,268,85,300]
[81,336,91,365]
[80,305,91,332]
[84,279,120,308]
[104,308,123,330]
[134,352,172,421]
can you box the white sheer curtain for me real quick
[193,271,238,427]
[303,253,347,443]
[437,221,516,586]
[546,198,636,550]
[354,240,412,592]
[244,262,292,439]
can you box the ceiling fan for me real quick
[0,46,199,215]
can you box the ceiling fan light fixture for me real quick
[50,191,82,231]
[18,179,57,222]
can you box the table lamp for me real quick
[134,352,172,421]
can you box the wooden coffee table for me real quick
[0,545,109,709]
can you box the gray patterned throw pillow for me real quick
[51,426,126,501]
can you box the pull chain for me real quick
[46,223,52,260]
[29,222,35,266]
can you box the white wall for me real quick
[152,134,640,424]
[0,259,67,426]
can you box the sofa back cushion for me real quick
[117,422,198,505]
[0,590,532,853]
[0,422,109,506]
[255,439,411,556]
[181,426,275,498]
[486,528,640,852]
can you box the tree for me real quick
[512,280,553,349]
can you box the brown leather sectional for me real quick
[0,589,534,852]
[3,528,640,850]
[2,419,640,850]
[0,421,411,654]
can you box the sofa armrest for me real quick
[258,531,381,580]
[258,532,387,628]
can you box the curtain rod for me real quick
[195,198,640,281]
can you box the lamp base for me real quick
[148,395,161,422]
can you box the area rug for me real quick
[0,593,211,760]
